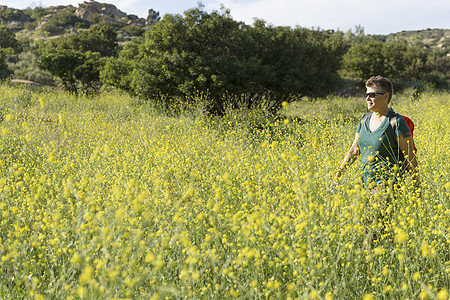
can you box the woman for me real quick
[334,75,419,195]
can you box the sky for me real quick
[2,0,449,35]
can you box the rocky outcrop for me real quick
[0,5,32,31]
[146,9,160,26]
[3,2,160,31]
[0,6,31,22]
[74,1,152,26]
[76,1,128,20]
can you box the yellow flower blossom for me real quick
[0,86,447,299]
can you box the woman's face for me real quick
[365,86,389,112]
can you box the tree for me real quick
[341,38,430,82]
[0,25,19,78]
[102,7,248,111]
[382,39,408,79]
[341,40,385,80]
[401,44,428,81]
[44,24,118,57]
[101,6,347,113]
[8,51,54,84]
[147,9,160,25]
[121,25,145,37]
[0,25,19,50]
[40,49,103,94]
[51,6,86,27]
[0,52,11,79]
[34,22,117,94]
[76,24,118,57]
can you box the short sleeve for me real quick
[394,116,411,136]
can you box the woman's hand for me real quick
[334,133,360,182]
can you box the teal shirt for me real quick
[356,108,411,187]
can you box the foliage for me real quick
[25,5,49,20]
[422,74,449,90]
[384,28,450,48]
[2,3,449,99]
[36,24,118,93]
[24,21,38,31]
[341,38,430,82]
[425,52,450,80]
[0,25,20,50]
[44,24,118,57]
[0,51,11,78]
[102,7,347,114]
[39,22,63,36]
[50,6,87,28]
[0,7,30,23]
[7,51,54,85]
[40,49,103,94]
[121,25,145,37]
[76,24,118,57]
[0,85,448,299]
[147,8,160,24]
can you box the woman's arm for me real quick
[334,133,360,182]
[397,132,419,186]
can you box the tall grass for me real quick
[0,85,448,299]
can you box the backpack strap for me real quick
[391,113,417,154]
[390,113,398,137]
[389,112,414,164]
[360,112,372,125]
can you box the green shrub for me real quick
[0,52,11,79]
[8,51,54,85]
[422,74,449,91]
[121,25,145,37]
[40,22,63,36]
[24,21,38,31]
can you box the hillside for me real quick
[372,28,450,50]
[0,1,160,44]
[1,1,449,93]
[1,1,449,50]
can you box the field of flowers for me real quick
[0,84,448,299]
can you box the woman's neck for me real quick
[372,106,390,117]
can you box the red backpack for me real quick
[390,114,417,153]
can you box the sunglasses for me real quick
[365,92,387,98]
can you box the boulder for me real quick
[77,1,150,26]
[101,5,127,19]
[130,19,145,26]
[7,21,24,31]
[76,1,127,20]
[69,28,79,35]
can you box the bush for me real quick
[102,7,347,114]
[40,22,63,36]
[422,74,449,91]
[40,49,104,94]
[51,6,84,27]
[121,25,145,37]
[0,52,11,79]
[8,51,54,85]
[24,22,38,31]
[0,25,20,50]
